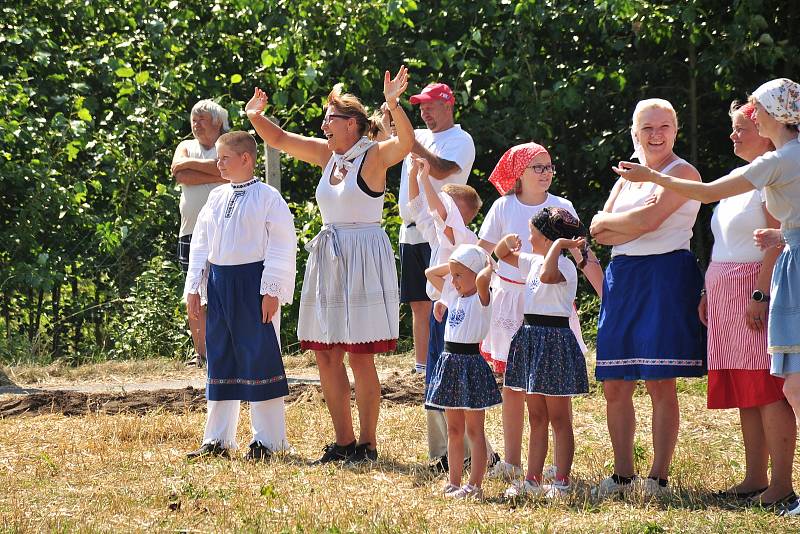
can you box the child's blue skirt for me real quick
[596,250,707,381]
[425,342,501,410]
[206,261,289,402]
[504,318,588,396]
[769,228,800,377]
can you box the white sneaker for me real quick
[637,477,668,498]
[504,479,545,499]
[779,499,800,516]
[593,475,636,498]
[544,479,572,499]
[448,484,484,500]
[543,464,558,482]
[441,483,460,496]
[487,460,524,482]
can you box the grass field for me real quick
[1,355,799,533]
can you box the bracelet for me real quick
[700,288,706,297]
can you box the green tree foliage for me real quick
[1,0,798,362]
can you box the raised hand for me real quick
[612,161,655,183]
[245,87,269,115]
[383,65,409,106]
[555,237,586,250]
[502,233,522,252]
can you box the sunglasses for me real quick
[322,113,353,124]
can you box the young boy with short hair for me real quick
[184,131,297,460]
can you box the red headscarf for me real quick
[488,142,550,195]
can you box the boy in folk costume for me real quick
[184,131,297,460]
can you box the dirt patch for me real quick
[0,373,425,418]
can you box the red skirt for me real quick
[707,369,785,409]
[300,339,397,354]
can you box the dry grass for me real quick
[1,374,799,532]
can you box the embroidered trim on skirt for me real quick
[705,261,770,370]
[297,223,399,348]
[707,369,785,409]
[206,261,289,402]
[504,323,588,396]
[769,228,800,377]
[425,351,502,410]
[596,250,707,381]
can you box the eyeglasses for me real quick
[527,164,556,175]
[322,113,353,124]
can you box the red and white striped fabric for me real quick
[705,261,769,370]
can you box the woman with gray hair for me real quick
[613,78,800,515]
[171,99,229,367]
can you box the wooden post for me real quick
[264,115,281,192]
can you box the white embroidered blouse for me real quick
[183,178,297,304]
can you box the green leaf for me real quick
[135,71,150,84]
[230,74,243,84]
[114,66,135,78]
[77,108,92,122]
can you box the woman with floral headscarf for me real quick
[614,79,800,515]
[477,142,603,482]
[590,98,707,498]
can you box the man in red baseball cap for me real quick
[390,81,477,471]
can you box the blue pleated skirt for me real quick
[596,250,707,381]
[205,261,289,402]
[769,228,800,377]
[504,323,588,396]
[425,350,502,410]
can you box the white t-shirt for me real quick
[478,193,578,282]
[742,139,800,229]
[398,125,475,244]
[518,252,577,317]
[442,292,492,344]
[710,190,767,263]
[177,139,225,237]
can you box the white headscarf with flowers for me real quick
[752,78,800,140]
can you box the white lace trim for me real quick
[407,194,426,215]
[261,279,292,304]
[493,317,522,332]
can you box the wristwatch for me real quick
[751,289,770,303]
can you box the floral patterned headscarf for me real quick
[488,142,550,195]
[752,78,800,139]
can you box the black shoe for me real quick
[716,486,767,500]
[749,491,798,511]
[185,353,205,368]
[488,452,501,468]
[245,441,272,462]
[430,455,449,473]
[186,440,230,460]
[345,443,378,465]
[313,441,356,464]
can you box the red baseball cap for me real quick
[409,83,454,105]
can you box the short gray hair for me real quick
[191,99,231,133]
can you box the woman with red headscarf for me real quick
[477,142,603,484]
[702,101,795,505]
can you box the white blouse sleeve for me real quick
[261,194,297,305]
[408,191,438,246]
[433,193,477,246]
[183,206,211,303]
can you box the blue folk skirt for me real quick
[769,228,800,377]
[205,261,289,402]
[425,349,502,411]
[596,250,707,381]
[504,324,588,396]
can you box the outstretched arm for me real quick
[612,161,753,203]
[245,88,331,168]
[374,66,414,168]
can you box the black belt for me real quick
[524,314,569,328]
[444,342,480,354]
[406,222,416,228]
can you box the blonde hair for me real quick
[632,98,679,132]
[191,99,231,133]
[216,131,257,160]
[442,183,482,221]
[326,84,383,140]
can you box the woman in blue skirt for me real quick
[590,98,706,498]
[614,78,800,515]
[425,245,501,500]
